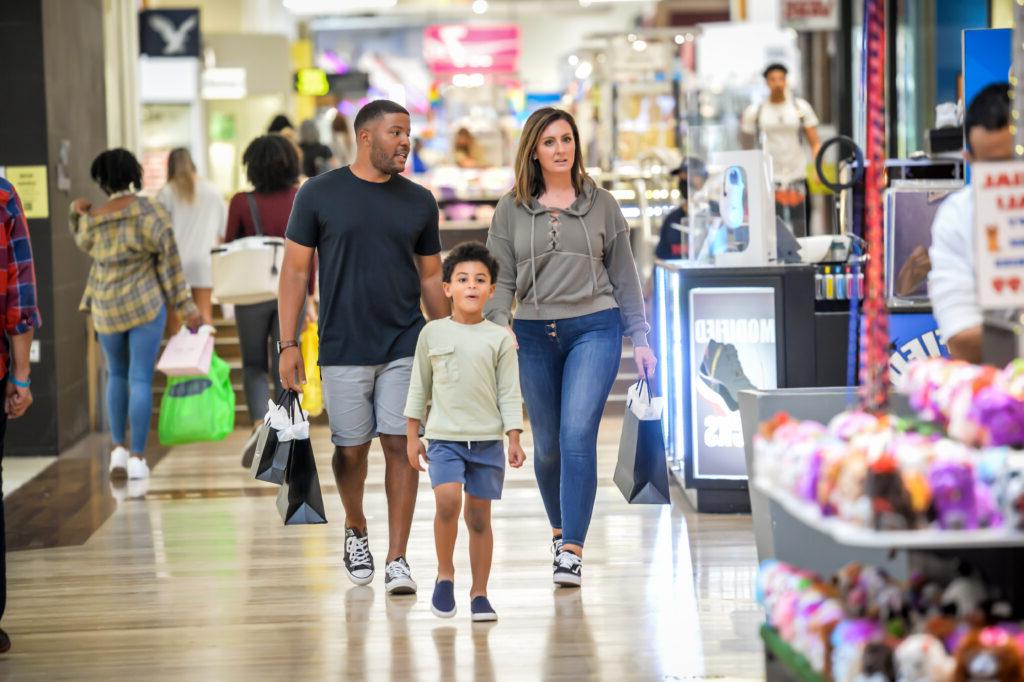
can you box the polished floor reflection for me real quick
[0,419,764,680]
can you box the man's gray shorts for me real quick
[321,358,413,447]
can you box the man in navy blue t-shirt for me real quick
[279,100,448,595]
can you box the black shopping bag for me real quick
[276,438,328,525]
[250,391,296,484]
[614,381,671,504]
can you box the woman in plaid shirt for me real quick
[71,149,201,482]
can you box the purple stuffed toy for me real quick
[928,460,979,530]
[969,387,1024,448]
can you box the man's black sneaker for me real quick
[0,627,10,654]
[431,580,456,618]
[553,550,582,587]
[384,556,417,595]
[698,339,755,411]
[343,527,374,586]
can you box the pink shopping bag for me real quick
[157,326,215,377]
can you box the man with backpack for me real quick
[741,63,822,235]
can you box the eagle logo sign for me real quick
[147,13,198,55]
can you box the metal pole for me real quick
[1014,0,1024,157]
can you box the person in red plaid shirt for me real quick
[0,177,42,653]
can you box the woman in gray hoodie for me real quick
[485,108,657,588]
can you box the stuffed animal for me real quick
[995,453,1024,530]
[866,455,917,530]
[833,452,872,526]
[895,633,955,682]
[929,460,981,530]
[952,627,1023,681]
[857,641,896,681]
[832,619,884,682]
[941,568,987,620]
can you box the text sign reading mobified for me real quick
[974,161,1024,310]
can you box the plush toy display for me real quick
[759,560,1024,682]
[758,358,1024,680]
[902,359,1024,448]
[755,410,1013,532]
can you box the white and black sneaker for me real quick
[344,527,374,586]
[553,550,582,587]
[551,536,564,572]
[384,556,417,595]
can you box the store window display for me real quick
[928,82,1014,363]
[740,63,822,234]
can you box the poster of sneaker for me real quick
[688,287,778,479]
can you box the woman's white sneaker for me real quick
[553,550,582,587]
[109,446,129,479]
[127,457,150,480]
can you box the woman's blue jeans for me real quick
[97,305,167,454]
[513,308,623,548]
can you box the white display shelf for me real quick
[752,477,1024,550]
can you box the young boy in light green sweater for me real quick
[404,242,526,622]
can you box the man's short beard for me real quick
[370,144,401,175]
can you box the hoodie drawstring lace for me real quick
[576,215,599,296]
[530,213,540,310]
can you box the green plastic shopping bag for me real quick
[158,352,236,445]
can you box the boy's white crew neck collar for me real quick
[446,315,488,327]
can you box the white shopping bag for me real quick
[626,380,665,421]
[156,325,216,377]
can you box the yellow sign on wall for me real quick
[5,166,49,219]
[295,68,330,97]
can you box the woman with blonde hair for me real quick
[484,107,656,588]
[157,148,226,325]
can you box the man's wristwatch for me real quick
[277,340,299,354]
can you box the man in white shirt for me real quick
[741,63,822,233]
[928,82,1013,363]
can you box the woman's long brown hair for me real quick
[513,108,589,206]
[167,147,196,203]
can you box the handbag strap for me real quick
[246,192,265,237]
[285,388,306,424]
[635,377,659,399]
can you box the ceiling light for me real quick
[568,54,579,66]
[471,0,488,14]
[632,39,647,51]
[627,33,637,42]
[674,34,684,45]
[574,61,593,80]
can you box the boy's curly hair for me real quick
[442,242,499,283]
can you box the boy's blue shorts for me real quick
[427,440,505,500]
